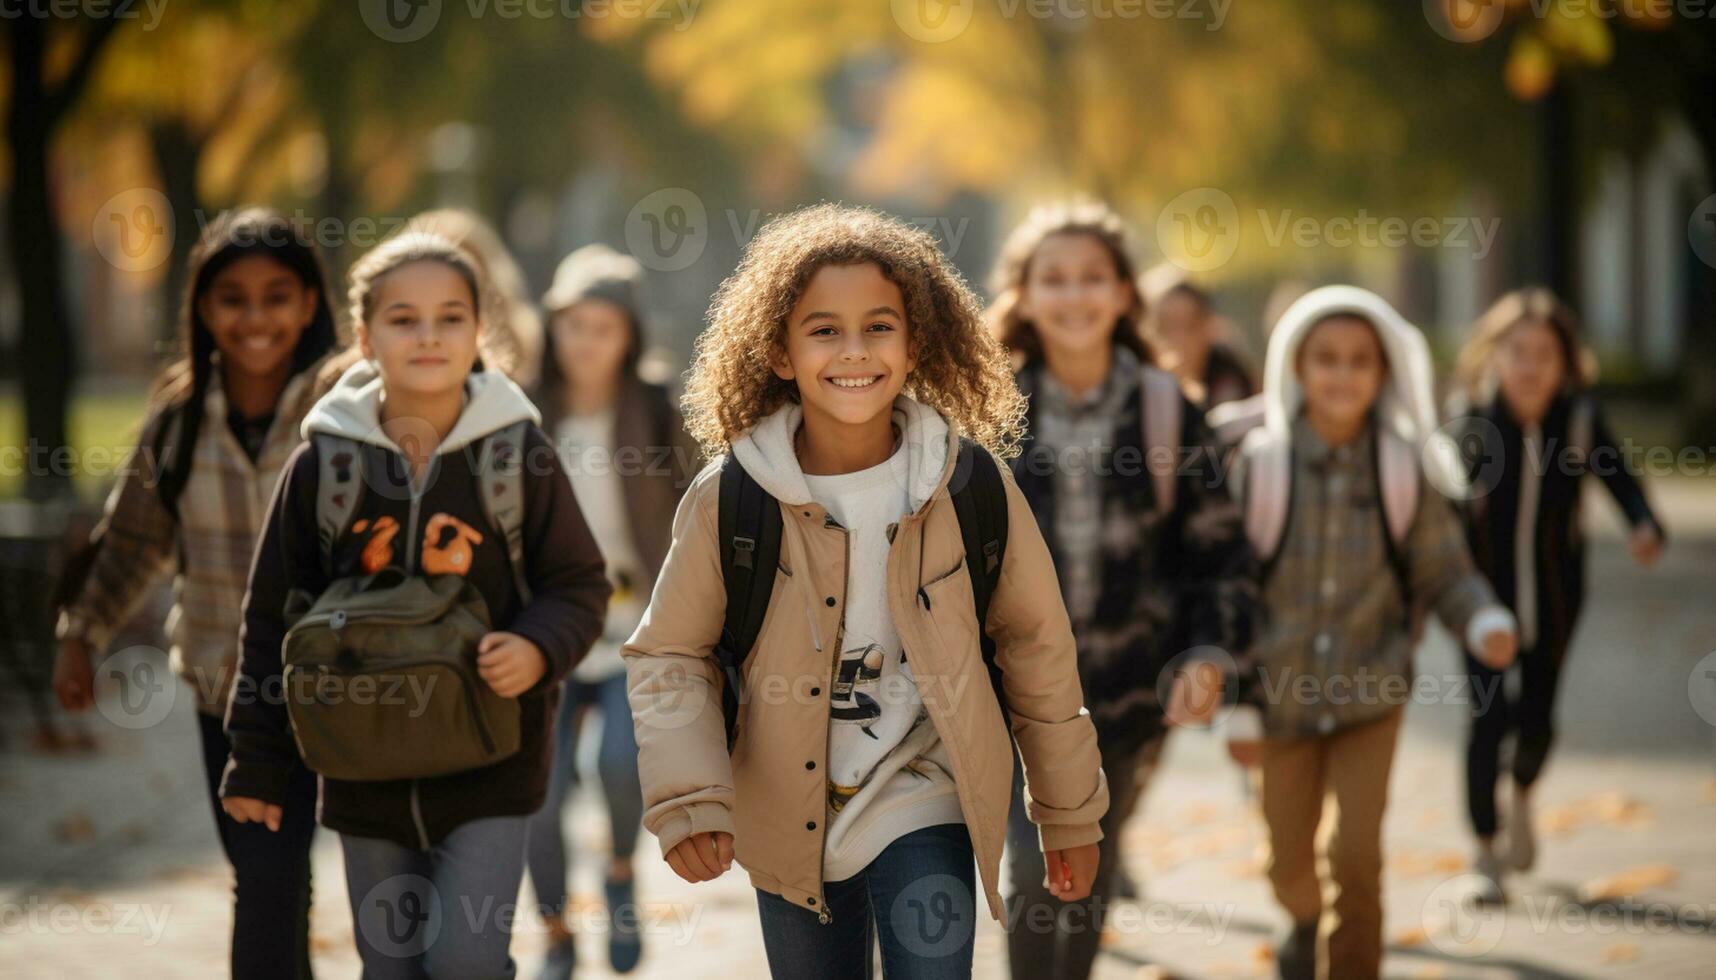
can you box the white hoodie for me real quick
[1258,285,1466,498]
[731,395,965,881]
[301,357,540,454]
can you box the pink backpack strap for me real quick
[1376,428,1421,548]
[1241,429,1292,562]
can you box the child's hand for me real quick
[1165,660,1225,728]
[1477,628,1517,671]
[1227,740,1263,768]
[54,638,95,712]
[1044,842,1100,902]
[222,796,282,831]
[666,831,733,883]
[477,632,547,697]
[1628,524,1663,568]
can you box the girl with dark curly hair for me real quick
[627,203,1109,979]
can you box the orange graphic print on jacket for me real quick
[351,513,484,576]
[421,514,485,575]
[351,517,399,575]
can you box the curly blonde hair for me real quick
[682,203,1027,459]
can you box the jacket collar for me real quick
[729,394,959,514]
[301,357,541,456]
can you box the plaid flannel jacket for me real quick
[57,369,322,715]
[1244,416,1505,738]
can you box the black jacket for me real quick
[1456,391,1663,659]
[222,365,611,849]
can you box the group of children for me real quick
[49,197,1662,980]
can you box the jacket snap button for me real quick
[808,897,817,905]
[806,820,817,830]
[805,760,816,770]
[825,596,836,607]
[810,687,821,696]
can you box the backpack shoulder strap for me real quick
[1375,428,1420,549]
[947,437,1010,720]
[947,438,1008,632]
[1139,366,1182,514]
[1374,427,1420,610]
[1241,427,1293,574]
[315,433,365,580]
[716,453,783,751]
[476,420,532,605]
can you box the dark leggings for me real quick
[1003,738,1147,980]
[1464,644,1565,838]
[196,710,319,980]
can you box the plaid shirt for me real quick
[58,368,322,715]
[1033,347,1141,626]
[1245,415,1503,737]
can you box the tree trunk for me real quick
[7,18,75,501]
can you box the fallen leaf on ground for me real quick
[1601,942,1641,964]
[1579,864,1678,902]
[1391,926,1429,948]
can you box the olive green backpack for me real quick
[279,423,532,782]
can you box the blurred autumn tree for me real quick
[619,0,1536,278]
[5,0,733,499]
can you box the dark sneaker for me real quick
[1277,920,1317,980]
[536,935,575,980]
[606,876,644,974]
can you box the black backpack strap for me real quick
[947,438,1010,722]
[715,454,782,752]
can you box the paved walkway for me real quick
[3,478,1713,979]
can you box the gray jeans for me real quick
[525,672,644,917]
[341,815,529,980]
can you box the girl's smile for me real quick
[773,262,917,475]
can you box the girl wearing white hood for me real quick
[1223,286,1517,980]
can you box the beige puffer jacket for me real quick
[624,396,1109,921]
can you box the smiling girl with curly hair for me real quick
[628,203,1108,978]
[681,203,1026,460]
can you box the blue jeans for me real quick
[525,672,644,917]
[756,823,976,980]
[340,816,528,980]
